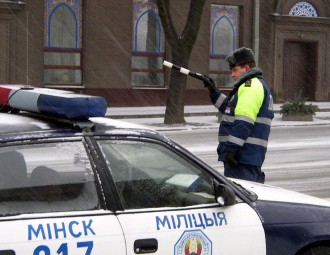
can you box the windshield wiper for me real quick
[229,179,258,201]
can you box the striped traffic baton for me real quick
[163,61,209,82]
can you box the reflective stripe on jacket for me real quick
[210,70,274,166]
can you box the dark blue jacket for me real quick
[210,68,274,166]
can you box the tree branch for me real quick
[181,0,206,52]
[155,0,178,48]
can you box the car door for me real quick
[0,141,126,255]
[0,212,125,255]
[97,137,266,255]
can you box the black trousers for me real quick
[224,162,265,183]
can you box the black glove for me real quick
[203,77,217,93]
[224,151,238,169]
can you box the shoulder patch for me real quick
[245,80,251,87]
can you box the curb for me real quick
[107,111,218,119]
[106,108,330,120]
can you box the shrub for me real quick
[280,91,319,116]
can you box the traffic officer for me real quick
[204,47,274,183]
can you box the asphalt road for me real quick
[163,125,330,201]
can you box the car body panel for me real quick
[0,211,126,254]
[117,204,266,255]
[232,179,330,207]
[254,201,330,255]
[231,179,330,254]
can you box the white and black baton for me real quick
[163,60,209,82]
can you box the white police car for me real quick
[0,85,330,255]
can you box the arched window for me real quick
[132,0,165,87]
[44,0,83,87]
[209,5,239,87]
[289,1,318,17]
[135,11,162,52]
[212,16,235,55]
[49,4,77,48]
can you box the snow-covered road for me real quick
[163,125,330,201]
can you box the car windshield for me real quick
[0,141,99,216]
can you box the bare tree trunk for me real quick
[156,0,206,124]
[164,65,188,124]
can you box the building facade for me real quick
[260,0,330,102]
[0,0,329,106]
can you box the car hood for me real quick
[231,178,330,207]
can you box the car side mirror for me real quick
[213,180,237,206]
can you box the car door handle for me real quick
[134,238,158,254]
[0,250,15,255]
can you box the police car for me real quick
[0,85,330,255]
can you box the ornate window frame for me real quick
[209,5,239,87]
[289,1,318,17]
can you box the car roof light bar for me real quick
[0,85,108,120]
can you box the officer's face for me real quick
[230,65,250,80]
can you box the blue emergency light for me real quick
[0,85,108,120]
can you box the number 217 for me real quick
[34,241,93,255]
